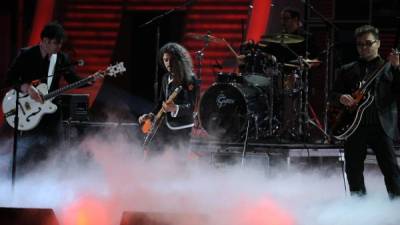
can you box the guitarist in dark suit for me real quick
[138,43,198,156]
[5,21,86,174]
[330,25,400,198]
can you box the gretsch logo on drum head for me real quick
[216,93,235,108]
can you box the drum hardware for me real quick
[241,119,251,167]
[238,41,278,76]
[188,31,216,129]
[237,41,280,137]
[277,43,327,141]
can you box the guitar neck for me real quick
[43,75,95,100]
[359,62,387,92]
[154,86,183,120]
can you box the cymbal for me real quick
[288,58,321,64]
[288,58,321,68]
[261,33,304,44]
[282,63,300,68]
[186,33,224,43]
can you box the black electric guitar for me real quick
[331,50,399,140]
[141,86,183,147]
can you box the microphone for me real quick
[71,59,85,67]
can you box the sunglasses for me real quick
[356,40,377,48]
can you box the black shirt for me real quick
[358,57,384,125]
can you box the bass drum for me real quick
[199,83,268,141]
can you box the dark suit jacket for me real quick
[330,57,400,140]
[6,45,81,91]
[153,73,197,130]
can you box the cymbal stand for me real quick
[281,44,328,140]
[266,64,275,136]
[297,56,306,137]
[295,56,330,140]
[280,44,306,137]
[301,0,339,142]
[193,36,210,127]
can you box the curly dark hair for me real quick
[159,42,194,85]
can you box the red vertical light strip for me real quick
[28,0,55,45]
[246,0,271,42]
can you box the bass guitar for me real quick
[2,62,126,131]
[142,86,183,147]
[331,50,399,140]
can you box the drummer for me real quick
[262,7,319,63]
[237,7,319,72]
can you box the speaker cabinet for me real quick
[120,211,206,225]
[0,207,59,225]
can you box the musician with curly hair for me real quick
[139,42,198,155]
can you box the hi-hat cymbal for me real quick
[186,33,224,43]
[288,58,321,68]
[288,58,321,64]
[261,33,304,44]
[282,63,300,68]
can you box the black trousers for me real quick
[146,122,192,155]
[344,124,400,198]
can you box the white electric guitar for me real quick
[2,62,126,131]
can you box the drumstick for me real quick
[222,38,239,58]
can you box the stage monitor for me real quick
[0,207,59,225]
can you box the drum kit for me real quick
[188,32,322,142]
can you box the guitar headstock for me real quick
[105,62,126,77]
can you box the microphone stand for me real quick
[7,71,65,189]
[301,0,339,141]
[11,86,20,190]
[138,0,196,103]
[7,59,83,189]
[193,37,209,128]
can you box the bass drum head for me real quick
[199,83,262,141]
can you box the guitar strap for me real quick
[167,75,173,98]
[47,53,57,90]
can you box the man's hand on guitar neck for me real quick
[162,101,178,113]
[20,83,44,104]
[388,48,400,69]
[340,94,357,107]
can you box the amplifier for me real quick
[59,94,89,121]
